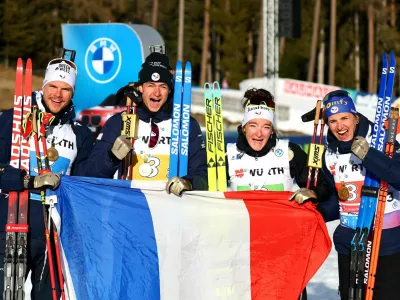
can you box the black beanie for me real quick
[138,65,174,90]
[142,52,173,70]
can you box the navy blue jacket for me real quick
[320,113,400,255]
[0,95,93,239]
[80,103,208,190]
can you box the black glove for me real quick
[116,83,143,106]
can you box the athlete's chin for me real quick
[249,141,266,151]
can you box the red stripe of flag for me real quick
[224,191,331,300]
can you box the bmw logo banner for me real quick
[61,23,164,114]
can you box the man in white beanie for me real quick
[0,56,93,299]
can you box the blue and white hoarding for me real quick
[62,23,164,113]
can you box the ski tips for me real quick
[175,60,182,69]
[25,58,32,70]
[184,61,191,72]
[212,81,220,90]
[390,51,396,67]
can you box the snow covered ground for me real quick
[308,220,340,300]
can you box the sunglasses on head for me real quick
[47,58,78,75]
[323,90,351,104]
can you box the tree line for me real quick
[1,0,399,93]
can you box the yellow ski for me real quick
[212,82,227,191]
[204,82,217,191]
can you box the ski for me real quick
[203,81,227,191]
[178,62,191,177]
[348,51,396,300]
[365,107,399,300]
[204,83,217,191]
[213,82,227,192]
[169,61,183,179]
[4,58,31,300]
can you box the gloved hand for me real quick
[289,188,318,204]
[351,136,369,160]
[166,176,192,196]
[116,83,142,106]
[111,136,132,160]
[29,173,61,190]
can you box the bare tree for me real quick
[355,11,360,91]
[200,0,211,86]
[368,2,374,93]
[390,0,396,27]
[317,29,325,84]
[152,0,159,29]
[307,0,321,82]
[177,0,185,61]
[255,5,264,78]
[328,0,337,85]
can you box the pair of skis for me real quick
[204,82,227,192]
[169,61,192,179]
[4,58,31,300]
[348,51,396,300]
[4,59,65,300]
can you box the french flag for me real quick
[53,176,331,300]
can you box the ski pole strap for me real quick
[22,112,33,139]
[38,112,55,136]
[361,186,379,198]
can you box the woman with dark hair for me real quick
[226,88,330,299]
[294,89,400,300]
[227,88,325,197]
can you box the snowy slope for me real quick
[308,220,340,300]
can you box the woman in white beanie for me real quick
[0,56,93,299]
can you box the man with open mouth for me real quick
[81,50,207,196]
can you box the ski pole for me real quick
[364,107,399,300]
[306,100,325,189]
[37,110,66,300]
[120,94,139,180]
[32,107,58,300]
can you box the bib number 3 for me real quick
[139,156,160,178]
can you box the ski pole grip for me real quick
[314,100,322,125]
[32,106,38,134]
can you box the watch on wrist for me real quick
[23,175,31,189]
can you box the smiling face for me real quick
[42,81,73,114]
[327,112,359,142]
[138,82,170,112]
[243,118,273,151]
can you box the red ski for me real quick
[4,58,32,300]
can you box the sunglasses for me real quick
[47,58,78,75]
[323,90,350,104]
